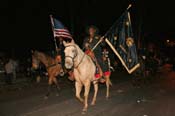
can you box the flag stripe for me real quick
[54,32,72,36]
[50,16,73,40]
[55,35,73,39]
[55,34,72,37]
[55,32,71,36]
[55,29,70,32]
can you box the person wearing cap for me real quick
[83,25,104,81]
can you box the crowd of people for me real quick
[132,45,175,87]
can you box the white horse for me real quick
[63,40,112,113]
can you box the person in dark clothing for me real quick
[101,48,111,77]
[56,37,65,67]
[83,25,104,80]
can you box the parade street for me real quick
[0,65,175,116]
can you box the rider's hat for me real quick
[86,25,99,35]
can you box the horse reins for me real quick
[74,54,86,69]
[33,52,61,70]
[46,62,61,69]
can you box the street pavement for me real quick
[0,65,175,116]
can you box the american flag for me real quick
[50,15,73,39]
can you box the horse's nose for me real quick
[65,61,73,69]
[65,61,72,66]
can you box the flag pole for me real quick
[50,15,58,52]
[91,36,104,51]
[105,38,140,74]
[92,4,132,51]
[104,4,132,37]
[127,4,132,10]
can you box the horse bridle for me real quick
[32,52,61,70]
[65,45,85,69]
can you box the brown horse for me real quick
[31,50,63,98]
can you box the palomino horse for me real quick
[63,41,112,113]
[31,50,63,98]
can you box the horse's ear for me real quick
[31,49,35,54]
[63,40,67,47]
[70,39,75,44]
[31,50,34,54]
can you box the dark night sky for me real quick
[0,0,175,53]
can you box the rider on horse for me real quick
[83,25,111,82]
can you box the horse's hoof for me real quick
[82,108,87,114]
[81,111,86,115]
[106,97,109,100]
[106,95,110,99]
[91,101,96,106]
[44,96,48,99]
[56,93,59,97]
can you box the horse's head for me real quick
[31,50,40,70]
[63,40,77,69]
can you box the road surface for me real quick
[0,66,175,116]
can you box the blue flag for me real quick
[105,11,140,74]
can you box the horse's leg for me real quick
[75,81,83,103]
[82,80,91,113]
[45,77,53,99]
[105,75,112,99]
[91,80,98,106]
[53,77,60,96]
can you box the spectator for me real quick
[4,59,14,84]
[11,59,18,81]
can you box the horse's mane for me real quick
[65,43,82,51]
[33,50,53,57]
[33,50,55,59]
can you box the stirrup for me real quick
[99,77,105,83]
[60,69,65,76]
[60,71,65,76]
[93,77,105,83]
